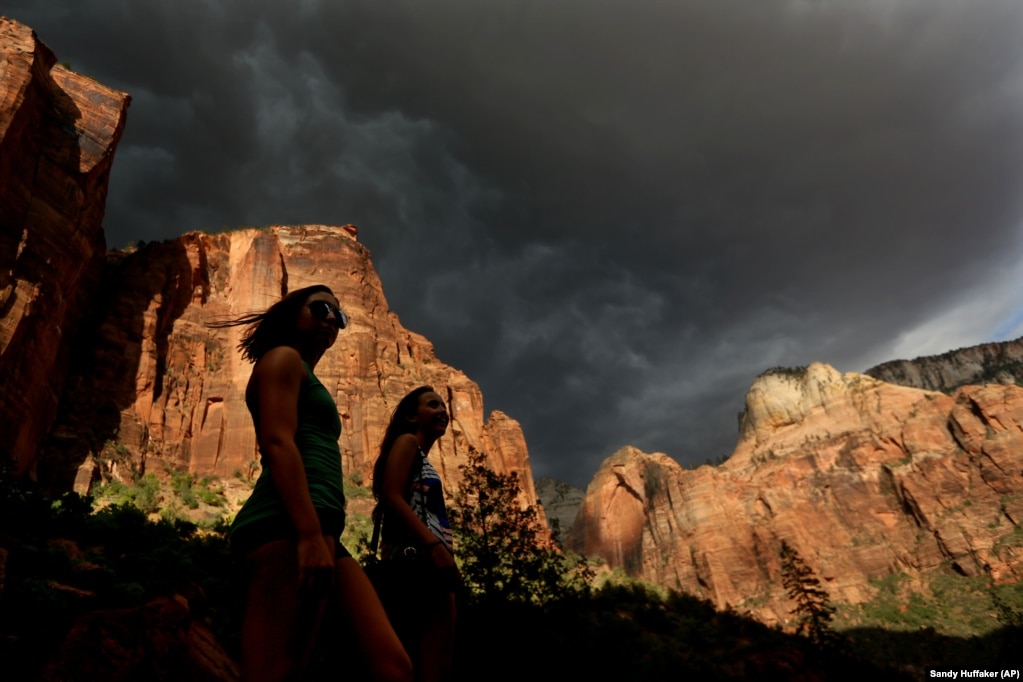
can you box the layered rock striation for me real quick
[866,336,1023,392]
[0,18,130,476]
[572,363,1023,625]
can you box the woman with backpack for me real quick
[371,386,458,682]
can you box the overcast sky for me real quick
[9,1,1023,487]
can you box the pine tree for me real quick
[778,540,841,648]
[450,447,592,606]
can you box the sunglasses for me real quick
[308,300,349,329]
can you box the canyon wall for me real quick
[0,18,539,514]
[0,18,130,476]
[40,225,542,512]
[572,363,1023,626]
[866,336,1023,392]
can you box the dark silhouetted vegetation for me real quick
[0,462,241,680]
[2,460,1020,680]
[758,365,809,380]
[450,447,593,606]
[779,540,842,648]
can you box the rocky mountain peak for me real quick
[866,336,1023,392]
[0,18,541,519]
[573,363,1023,625]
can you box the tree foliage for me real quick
[450,447,592,606]
[779,540,841,648]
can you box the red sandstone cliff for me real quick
[0,18,538,516]
[41,226,542,515]
[572,363,1023,625]
[0,21,543,676]
[0,18,130,476]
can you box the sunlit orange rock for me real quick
[43,226,542,515]
[573,363,1023,625]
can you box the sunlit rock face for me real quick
[866,336,1023,392]
[572,363,1023,626]
[40,225,542,515]
[0,18,130,477]
[0,18,540,516]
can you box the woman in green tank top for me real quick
[213,285,411,682]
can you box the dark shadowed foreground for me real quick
[2,464,1019,682]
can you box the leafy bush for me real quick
[0,459,936,680]
[343,476,371,499]
[450,448,593,606]
[342,509,373,557]
[991,581,1023,628]
[847,568,1014,637]
[94,472,162,513]
[196,477,226,506]
[171,469,199,509]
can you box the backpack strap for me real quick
[368,448,426,558]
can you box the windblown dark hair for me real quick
[207,284,335,363]
[372,385,435,503]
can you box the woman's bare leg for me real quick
[241,539,329,682]
[332,555,413,682]
[414,591,456,682]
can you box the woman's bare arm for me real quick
[251,346,334,587]
[380,434,455,568]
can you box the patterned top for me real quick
[382,448,453,558]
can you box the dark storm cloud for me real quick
[9,0,1023,486]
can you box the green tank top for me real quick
[230,361,345,540]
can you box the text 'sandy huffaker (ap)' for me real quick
[927,671,1019,679]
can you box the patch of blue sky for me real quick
[991,308,1023,342]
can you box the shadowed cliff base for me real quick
[38,238,198,494]
[453,594,1019,681]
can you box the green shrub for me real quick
[171,469,199,509]
[343,477,371,499]
[451,448,594,606]
[94,472,162,514]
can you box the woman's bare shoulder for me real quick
[392,433,418,449]
[250,346,306,385]
[386,434,420,468]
